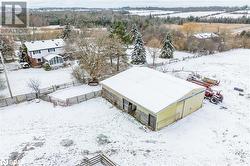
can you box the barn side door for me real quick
[176,101,185,120]
[148,114,156,130]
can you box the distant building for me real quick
[193,32,219,39]
[24,39,65,67]
[188,33,222,54]
[101,67,205,131]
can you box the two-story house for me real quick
[24,39,65,67]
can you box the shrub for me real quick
[72,67,88,84]
[43,63,51,71]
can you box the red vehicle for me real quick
[187,74,223,104]
[205,88,223,104]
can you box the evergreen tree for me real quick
[131,24,139,41]
[160,33,175,59]
[131,32,146,65]
[110,21,131,46]
[61,23,72,40]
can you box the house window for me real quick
[33,50,41,55]
[48,48,56,52]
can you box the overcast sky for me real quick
[6,0,250,8]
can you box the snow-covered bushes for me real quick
[72,67,89,84]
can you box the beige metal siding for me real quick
[157,103,178,130]
[156,89,205,130]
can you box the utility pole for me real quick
[0,50,13,98]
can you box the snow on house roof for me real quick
[193,33,219,39]
[24,39,65,51]
[101,67,205,114]
[43,54,62,61]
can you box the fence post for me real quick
[5,99,8,106]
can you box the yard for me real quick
[1,67,73,97]
[0,49,250,166]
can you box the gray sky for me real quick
[11,0,250,8]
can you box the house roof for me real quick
[43,54,62,61]
[193,33,219,39]
[24,39,65,51]
[101,67,205,114]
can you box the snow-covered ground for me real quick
[49,85,101,100]
[0,49,250,166]
[127,10,176,16]
[126,47,195,65]
[1,67,73,97]
[209,13,250,18]
[158,11,224,18]
[126,9,250,19]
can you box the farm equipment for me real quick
[202,77,220,86]
[187,73,220,86]
[187,73,223,104]
[205,88,223,104]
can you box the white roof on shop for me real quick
[101,67,204,114]
[43,54,62,61]
[24,39,65,51]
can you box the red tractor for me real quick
[205,88,223,104]
[187,74,223,104]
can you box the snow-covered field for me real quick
[158,11,223,18]
[126,9,250,19]
[209,13,250,18]
[127,10,176,16]
[1,67,73,97]
[0,49,250,166]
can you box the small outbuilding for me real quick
[101,67,205,131]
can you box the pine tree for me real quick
[110,21,131,46]
[131,32,146,65]
[131,24,139,41]
[62,23,72,40]
[160,33,175,59]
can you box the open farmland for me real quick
[126,9,250,19]
[158,11,224,18]
[163,22,250,34]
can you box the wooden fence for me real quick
[43,90,102,107]
[0,81,80,107]
[148,53,205,68]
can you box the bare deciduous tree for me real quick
[105,35,127,72]
[147,37,161,67]
[27,79,41,98]
[73,34,111,83]
[0,36,14,62]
